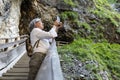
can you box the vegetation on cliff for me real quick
[59,0,120,43]
[92,0,120,27]
[59,37,120,79]
[58,0,120,79]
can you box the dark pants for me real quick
[28,52,46,80]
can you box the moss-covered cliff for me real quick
[58,0,120,43]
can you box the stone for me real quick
[0,0,22,38]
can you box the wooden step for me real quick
[13,64,29,68]
[15,63,29,65]
[3,73,28,77]
[0,53,30,80]
[7,68,29,73]
[17,61,29,63]
[0,76,27,80]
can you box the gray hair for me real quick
[29,18,41,32]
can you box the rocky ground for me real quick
[60,53,109,80]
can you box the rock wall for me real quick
[19,0,58,35]
[0,0,120,43]
[0,0,22,38]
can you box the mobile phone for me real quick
[57,16,60,22]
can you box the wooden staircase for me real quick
[0,54,30,80]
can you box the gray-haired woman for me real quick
[28,18,62,80]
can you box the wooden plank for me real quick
[7,68,29,73]
[16,61,29,64]
[15,63,29,65]
[3,73,28,77]
[56,41,69,46]
[0,77,27,80]
[13,64,29,68]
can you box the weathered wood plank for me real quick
[13,64,29,68]
[0,76,27,80]
[3,73,28,77]
[7,68,29,73]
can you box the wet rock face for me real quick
[112,3,120,12]
[39,0,57,6]
[0,0,11,17]
[0,0,22,38]
[39,0,94,10]
[19,0,58,35]
[19,0,74,42]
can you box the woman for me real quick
[28,17,63,80]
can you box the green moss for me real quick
[64,0,76,7]
[60,11,79,21]
[107,0,117,3]
[116,27,120,34]
[58,38,120,79]
[92,0,120,27]
[79,22,92,31]
[60,11,92,32]
[94,0,108,5]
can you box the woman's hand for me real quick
[54,20,63,28]
[58,22,63,28]
[54,20,59,27]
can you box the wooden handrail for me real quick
[0,35,28,40]
[57,41,69,46]
[57,41,69,44]
[0,38,27,50]
[0,35,28,72]
[0,35,28,51]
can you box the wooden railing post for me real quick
[14,37,18,47]
[4,39,8,51]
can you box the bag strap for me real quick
[33,38,54,50]
[33,39,40,49]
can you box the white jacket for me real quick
[30,26,57,54]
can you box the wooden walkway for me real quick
[0,53,30,80]
[0,35,68,80]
